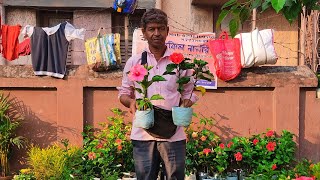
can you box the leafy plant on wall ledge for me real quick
[216,0,320,37]
[0,92,25,177]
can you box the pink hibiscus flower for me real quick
[128,64,148,82]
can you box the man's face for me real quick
[142,23,169,48]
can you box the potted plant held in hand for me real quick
[164,52,214,127]
[0,92,25,179]
[127,64,166,128]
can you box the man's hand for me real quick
[120,95,137,114]
[129,99,137,114]
[180,99,193,108]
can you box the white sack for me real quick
[235,29,278,68]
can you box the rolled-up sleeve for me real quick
[181,69,199,103]
[117,57,135,99]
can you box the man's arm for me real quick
[120,94,137,114]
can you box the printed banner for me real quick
[132,28,217,89]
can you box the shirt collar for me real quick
[144,45,172,58]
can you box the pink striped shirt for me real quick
[117,47,198,142]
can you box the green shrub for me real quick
[312,162,320,179]
[27,144,81,180]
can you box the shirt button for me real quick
[156,66,159,69]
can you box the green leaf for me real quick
[239,7,250,23]
[284,0,293,6]
[134,88,142,94]
[163,71,176,75]
[177,77,190,85]
[311,4,320,10]
[271,0,286,13]
[216,10,229,30]
[146,66,153,71]
[195,86,206,96]
[282,1,301,23]
[221,0,237,9]
[180,61,195,70]
[252,0,262,9]
[165,63,177,73]
[262,0,271,12]
[152,75,166,82]
[229,18,239,38]
[150,94,164,100]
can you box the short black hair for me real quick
[140,8,168,29]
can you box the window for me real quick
[38,10,74,65]
[112,9,145,65]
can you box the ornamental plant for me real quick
[185,113,220,175]
[163,52,215,107]
[247,129,296,178]
[127,64,166,110]
[217,0,320,37]
[67,108,134,179]
[0,92,25,177]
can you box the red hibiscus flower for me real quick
[88,152,96,160]
[266,130,274,137]
[96,143,103,149]
[169,52,184,64]
[266,141,276,151]
[219,143,225,149]
[115,139,122,145]
[295,176,315,180]
[234,152,242,161]
[227,142,233,148]
[200,135,207,141]
[203,148,211,156]
[253,139,259,145]
[272,164,277,170]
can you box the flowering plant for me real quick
[128,64,166,110]
[246,129,296,178]
[185,113,220,175]
[164,52,214,106]
[70,108,134,179]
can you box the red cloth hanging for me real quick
[18,38,31,56]
[2,25,21,61]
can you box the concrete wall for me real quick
[72,10,112,65]
[0,7,36,65]
[161,1,299,66]
[0,65,319,171]
[162,0,214,33]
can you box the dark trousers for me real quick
[132,140,186,180]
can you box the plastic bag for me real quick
[113,0,137,14]
[208,32,241,81]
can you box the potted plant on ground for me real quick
[0,92,25,179]
[164,52,215,127]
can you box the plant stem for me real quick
[184,67,199,107]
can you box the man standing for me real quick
[118,8,198,180]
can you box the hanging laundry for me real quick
[113,0,137,14]
[101,34,117,66]
[113,33,121,65]
[85,36,103,65]
[22,22,85,78]
[2,25,21,61]
[18,38,31,56]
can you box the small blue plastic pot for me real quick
[172,107,193,127]
[133,109,154,129]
